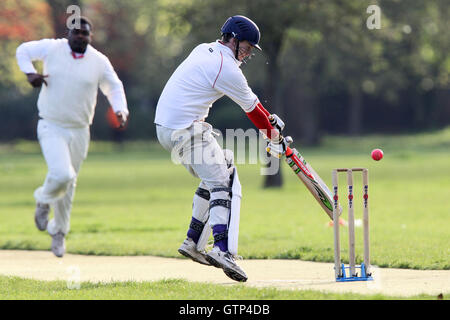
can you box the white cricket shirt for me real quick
[16,38,128,128]
[154,40,259,129]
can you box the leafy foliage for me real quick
[1,0,449,142]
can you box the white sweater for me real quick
[16,38,128,128]
[154,41,259,129]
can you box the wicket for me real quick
[332,168,373,282]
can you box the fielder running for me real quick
[154,15,289,282]
[15,17,129,257]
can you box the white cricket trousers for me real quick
[156,122,232,227]
[34,119,89,235]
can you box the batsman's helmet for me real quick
[221,15,261,50]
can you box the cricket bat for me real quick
[285,146,341,219]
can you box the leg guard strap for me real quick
[195,187,210,201]
[189,219,205,233]
[211,187,232,193]
[209,199,231,210]
[213,231,228,242]
[187,217,205,243]
[212,224,228,252]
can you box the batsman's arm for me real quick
[246,102,279,140]
[253,103,285,132]
[246,103,294,158]
[256,103,270,117]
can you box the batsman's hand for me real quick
[268,114,285,132]
[260,114,285,142]
[26,73,48,88]
[115,111,128,129]
[266,135,293,159]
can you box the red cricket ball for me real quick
[371,148,384,161]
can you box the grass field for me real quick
[0,276,437,300]
[0,127,449,299]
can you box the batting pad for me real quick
[228,167,242,256]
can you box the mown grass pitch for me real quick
[0,128,449,299]
[0,276,439,300]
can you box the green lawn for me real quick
[0,276,439,300]
[0,128,449,299]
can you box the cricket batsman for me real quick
[15,17,129,257]
[154,15,288,282]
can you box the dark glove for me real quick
[26,73,48,88]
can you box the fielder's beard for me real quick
[69,39,88,54]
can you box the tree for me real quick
[2,0,449,143]
[46,0,82,38]
[0,0,54,140]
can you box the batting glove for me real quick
[266,135,293,159]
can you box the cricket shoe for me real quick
[206,246,248,282]
[34,202,50,231]
[51,232,65,258]
[178,238,212,266]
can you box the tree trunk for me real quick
[348,86,362,135]
[284,78,319,146]
[263,50,283,188]
[46,0,82,38]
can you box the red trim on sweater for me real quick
[71,52,84,59]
